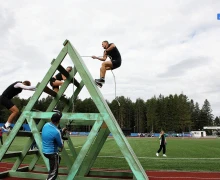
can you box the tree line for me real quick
[0,94,219,133]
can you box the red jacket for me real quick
[0,129,3,136]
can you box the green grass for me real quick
[1,135,220,172]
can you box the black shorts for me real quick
[0,95,14,109]
[50,78,59,90]
[111,59,121,70]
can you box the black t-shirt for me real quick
[2,81,23,99]
[106,43,121,61]
[161,134,165,144]
[55,73,63,80]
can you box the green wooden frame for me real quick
[0,40,148,180]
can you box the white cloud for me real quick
[0,0,220,116]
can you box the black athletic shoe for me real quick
[95,81,103,88]
[95,78,105,84]
[95,78,105,88]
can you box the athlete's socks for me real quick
[5,122,11,128]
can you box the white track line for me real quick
[66,146,82,150]
[96,156,220,160]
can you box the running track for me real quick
[0,162,220,180]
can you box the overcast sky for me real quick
[0,0,220,116]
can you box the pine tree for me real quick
[134,98,147,133]
[191,102,200,130]
[200,99,214,129]
[146,96,157,133]
[214,116,220,126]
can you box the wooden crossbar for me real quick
[3,150,38,159]
[16,131,33,137]
[43,86,57,97]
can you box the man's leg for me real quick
[46,153,60,180]
[2,105,19,131]
[95,61,112,88]
[157,145,163,153]
[52,81,63,93]
[163,144,166,154]
[100,61,113,78]
[7,105,19,125]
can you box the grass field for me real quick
[1,135,220,172]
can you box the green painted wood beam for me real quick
[33,166,68,173]
[0,166,29,178]
[63,79,84,112]
[23,112,103,121]
[66,136,77,161]
[11,117,47,172]
[28,154,40,171]
[0,115,27,161]
[78,126,110,176]
[9,172,67,180]
[3,150,38,159]
[61,148,73,171]
[74,177,126,180]
[67,120,103,179]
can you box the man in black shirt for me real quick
[156,130,167,157]
[92,41,122,88]
[50,66,72,92]
[0,81,36,131]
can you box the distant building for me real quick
[203,126,220,130]
[203,126,220,136]
[190,131,206,138]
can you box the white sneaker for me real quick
[2,125,11,132]
[156,153,159,156]
[163,154,167,157]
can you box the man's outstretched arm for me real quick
[92,51,108,61]
[14,83,36,91]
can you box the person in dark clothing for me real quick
[156,130,167,157]
[92,41,122,88]
[0,81,36,131]
[50,66,72,93]
[0,128,3,145]
[30,140,38,150]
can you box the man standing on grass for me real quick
[42,111,66,180]
[156,130,167,157]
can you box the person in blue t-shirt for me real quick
[42,111,64,180]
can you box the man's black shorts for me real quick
[111,59,122,70]
[0,95,14,109]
